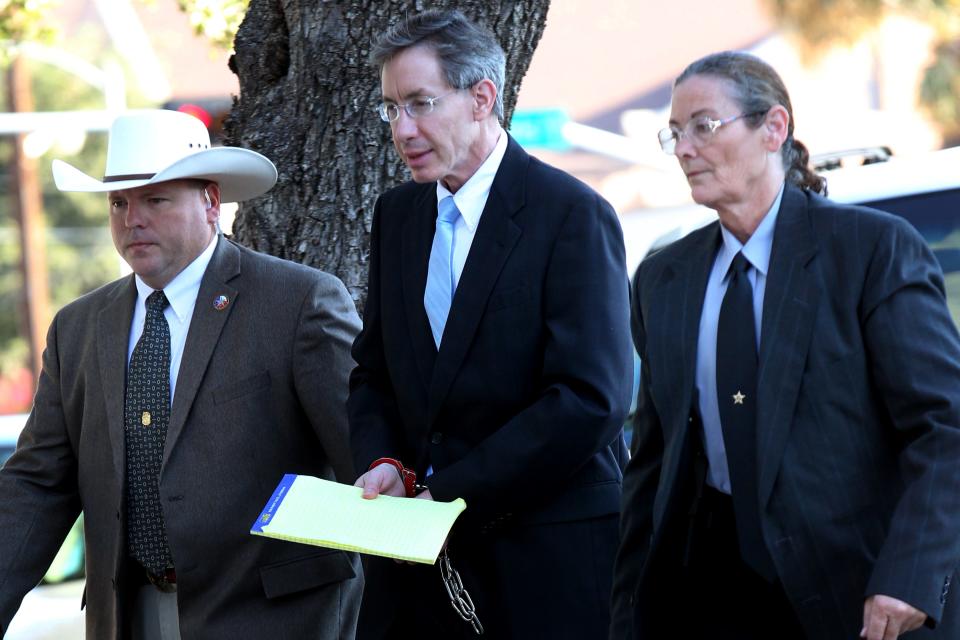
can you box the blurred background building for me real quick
[514,0,946,213]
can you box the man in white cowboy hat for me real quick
[0,109,363,639]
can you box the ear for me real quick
[763,105,790,152]
[471,78,498,121]
[204,182,222,224]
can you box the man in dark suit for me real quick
[611,51,960,639]
[349,9,633,639]
[0,109,363,639]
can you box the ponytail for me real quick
[784,137,827,196]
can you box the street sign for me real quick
[509,107,571,151]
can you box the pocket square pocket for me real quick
[212,370,272,405]
[260,549,357,599]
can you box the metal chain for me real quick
[439,548,484,635]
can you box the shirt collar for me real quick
[717,182,785,279]
[134,234,219,322]
[436,127,508,231]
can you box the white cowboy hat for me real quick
[52,109,277,203]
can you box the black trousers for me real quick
[677,485,806,639]
[358,515,619,639]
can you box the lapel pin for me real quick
[213,295,230,311]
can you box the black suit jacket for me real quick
[612,184,960,638]
[349,136,633,636]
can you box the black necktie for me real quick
[716,252,776,582]
[124,290,174,575]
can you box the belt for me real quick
[133,565,177,593]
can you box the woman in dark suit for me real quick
[611,51,960,640]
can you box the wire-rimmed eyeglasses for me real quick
[657,110,768,154]
[377,90,460,123]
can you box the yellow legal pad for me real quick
[250,474,467,565]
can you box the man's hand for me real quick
[861,594,927,640]
[354,463,406,499]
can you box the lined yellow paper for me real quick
[250,474,466,565]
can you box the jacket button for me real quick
[430,432,444,444]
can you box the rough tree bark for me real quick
[227,0,551,312]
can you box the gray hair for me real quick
[371,9,506,122]
[676,51,826,195]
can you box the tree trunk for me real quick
[227,0,550,313]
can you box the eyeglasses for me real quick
[657,111,767,154]
[377,90,460,123]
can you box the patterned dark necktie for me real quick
[716,252,776,582]
[124,290,174,575]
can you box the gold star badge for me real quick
[141,411,152,426]
[732,391,746,405]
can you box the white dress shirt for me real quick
[435,127,508,288]
[127,234,218,403]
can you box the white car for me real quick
[0,414,85,640]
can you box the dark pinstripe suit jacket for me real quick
[612,184,960,638]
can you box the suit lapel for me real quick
[401,185,442,389]
[649,224,718,497]
[97,277,138,479]
[427,138,525,424]
[163,237,239,469]
[662,224,719,426]
[757,186,820,507]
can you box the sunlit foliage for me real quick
[176,0,249,50]
[765,0,960,141]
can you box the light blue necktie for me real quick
[425,196,460,347]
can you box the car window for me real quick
[858,187,960,327]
